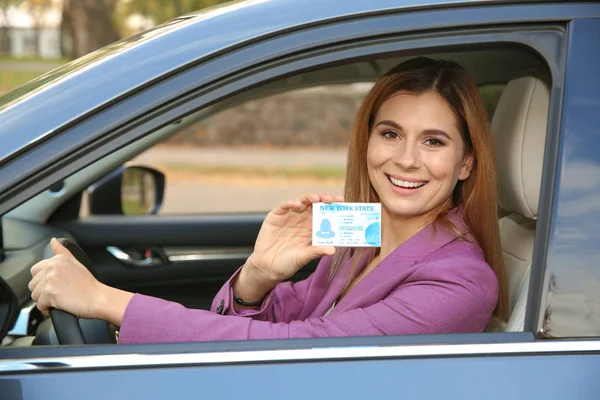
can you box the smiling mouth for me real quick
[387,175,428,189]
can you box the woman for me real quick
[29,57,507,343]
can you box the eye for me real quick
[380,130,399,140]
[424,138,446,147]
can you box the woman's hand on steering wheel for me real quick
[29,238,106,320]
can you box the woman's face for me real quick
[366,91,473,222]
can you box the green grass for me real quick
[165,164,346,180]
[0,56,69,92]
[0,55,70,63]
[0,70,43,92]
[122,198,150,215]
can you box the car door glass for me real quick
[127,84,371,214]
[78,81,502,217]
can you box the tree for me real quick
[59,0,229,59]
[62,0,120,59]
[123,0,230,28]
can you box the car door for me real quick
[3,4,555,314]
[0,0,563,336]
[4,1,600,399]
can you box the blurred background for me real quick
[0,0,233,92]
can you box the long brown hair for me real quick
[331,57,507,321]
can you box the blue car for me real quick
[1,0,600,398]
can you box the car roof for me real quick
[0,0,523,165]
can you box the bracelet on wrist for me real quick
[233,293,267,307]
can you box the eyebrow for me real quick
[375,120,453,141]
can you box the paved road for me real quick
[133,146,347,168]
[131,146,347,213]
[160,180,344,214]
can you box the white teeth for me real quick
[389,176,426,188]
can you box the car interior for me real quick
[0,44,551,346]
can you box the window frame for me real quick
[533,17,600,339]
[0,11,572,366]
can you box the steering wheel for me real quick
[48,238,99,345]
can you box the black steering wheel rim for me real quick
[50,308,86,345]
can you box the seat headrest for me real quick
[491,75,550,219]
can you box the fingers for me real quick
[294,193,342,209]
[31,273,53,317]
[30,253,69,281]
[30,275,46,303]
[50,238,73,257]
[35,292,51,317]
[272,199,303,215]
[30,258,52,315]
[31,238,75,278]
[29,252,76,315]
[28,262,47,292]
[297,193,338,205]
[296,193,320,204]
[272,193,344,216]
[30,259,46,277]
[30,262,56,303]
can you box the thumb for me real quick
[50,238,73,256]
[293,246,336,276]
[313,246,336,257]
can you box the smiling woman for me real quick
[27,56,505,343]
[367,94,473,219]
[329,56,506,325]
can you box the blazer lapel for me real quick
[330,209,471,313]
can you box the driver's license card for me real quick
[312,202,381,247]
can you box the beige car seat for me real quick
[489,74,550,332]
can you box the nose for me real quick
[393,141,420,170]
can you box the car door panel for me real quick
[6,343,600,400]
[51,214,319,310]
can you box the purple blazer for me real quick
[119,211,498,344]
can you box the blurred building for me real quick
[7,27,61,59]
[0,4,62,59]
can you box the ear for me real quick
[458,152,474,181]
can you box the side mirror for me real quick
[87,165,165,215]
